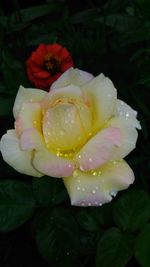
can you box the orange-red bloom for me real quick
[26,43,74,90]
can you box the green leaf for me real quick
[33,176,68,206]
[96,228,133,267]
[0,180,35,232]
[76,210,100,232]
[113,190,150,232]
[34,208,80,267]
[134,223,150,267]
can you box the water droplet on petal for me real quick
[77,186,81,191]
[73,170,78,177]
[88,203,91,206]
[92,171,97,176]
[99,203,102,206]
[89,157,93,162]
[92,189,96,194]
[80,165,85,171]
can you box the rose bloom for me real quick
[0,68,141,207]
[26,43,74,90]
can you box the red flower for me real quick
[26,43,74,90]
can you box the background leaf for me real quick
[33,176,68,206]
[96,228,134,267]
[113,190,150,232]
[0,180,35,232]
[33,207,80,267]
[134,223,150,267]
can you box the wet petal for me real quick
[50,68,93,90]
[81,73,117,131]
[106,116,138,159]
[19,128,75,178]
[0,130,42,177]
[63,160,134,207]
[33,150,75,178]
[114,99,141,129]
[76,127,121,171]
[15,102,42,136]
[13,85,47,119]
[42,101,92,151]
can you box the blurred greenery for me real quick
[0,0,150,267]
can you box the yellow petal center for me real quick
[42,98,92,152]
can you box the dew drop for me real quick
[80,165,85,171]
[82,187,85,192]
[88,203,91,206]
[77,186,81,191]
[89,157,93,162]
[73,170,78,178]
[92,189,96,194]
[92,171,97,176]
[110,191,117,197]
[99,203,102,206]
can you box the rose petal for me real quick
[81,73,117,131]
[19,128,75,178]
[13,85,46,119]
[63,159,134,207]
[114,99,141,129]
[33,150,75,178]
[50,68,93,90]
[106,116,138,159]
[20,128,44,151]
[0,130,42,177]
[76,127,121,171]
[15,102,42,136]
[42,85,85,112]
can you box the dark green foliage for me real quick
[0,180,35,231]
[0,0,150,266]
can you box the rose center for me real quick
[42,99,92,153]
[43,53,61,75]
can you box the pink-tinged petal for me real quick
[13,85,47,119]
[19,128,75,178]
[33,150,75,178]
[63,159,134,207]
[0,130,42,177]
[20,128,44,151]
[15,102,42,136]
[81,73,117,131]
[114,99,141,129]
[76,127,121,171]
[50,68,93,90]
[106,116,138,159]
